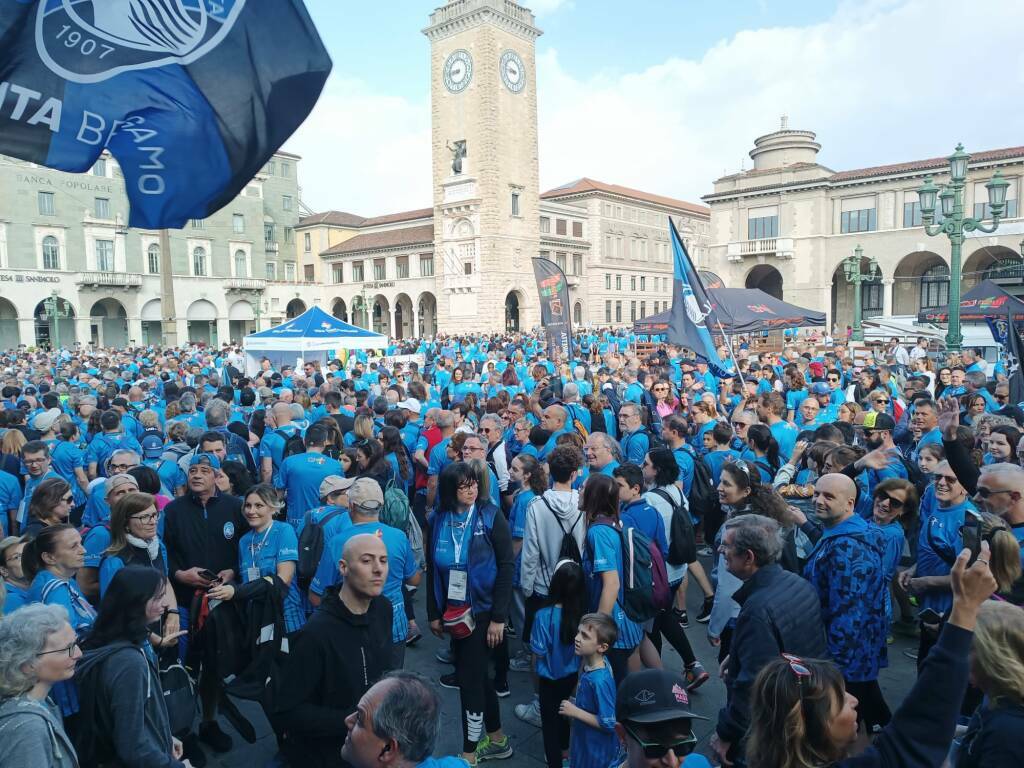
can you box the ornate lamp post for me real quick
[842,244,879,342]
[42,290,69,350]
[916,144,1010,351]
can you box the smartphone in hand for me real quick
[961,512,982,566]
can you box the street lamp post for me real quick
[42,290,68,350]
[842,244,879,342]
[916,144,1010,351]
[248,296,265,332]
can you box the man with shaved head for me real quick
[804,473,890,733]
[260,401,300,485]
[271,531,394,768]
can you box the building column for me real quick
[412,307,419,339]
[882,278,895,317]
[127,317,143,347]
[388,308,396,339]
[216,317,231,348]
[18,317,35,348]
[75,317,92,347]
[175,318,190,343]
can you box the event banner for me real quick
[532,257,572,360]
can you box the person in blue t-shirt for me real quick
[277,424,344,529]
[618,403,651,465]
[703,423,742,487]
[559,612,619,768]
[260,402,301,486]
[612,463,668,558]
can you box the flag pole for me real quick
[716,320,745,390]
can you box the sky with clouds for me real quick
[287,0,1024,217]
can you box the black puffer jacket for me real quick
[717,563,829,746]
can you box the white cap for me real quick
[397,398,422,414]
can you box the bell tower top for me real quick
[423,0,542,42]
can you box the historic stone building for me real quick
[701,120,1024,331]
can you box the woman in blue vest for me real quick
[427,461,514,764]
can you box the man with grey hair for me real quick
[478,414,509,498]
[203,399,256,475]
[710,514,829,766]
[340,670,463,768]
[585,431,621,476]
[560,382,591,435]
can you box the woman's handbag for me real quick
[442,605,476,639]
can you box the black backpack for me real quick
[688,455,717,513]
[296,508,345,589]
[643,427,667,452]
[650,487,696,566]
[276,428,305,460]
[540,496,583,566]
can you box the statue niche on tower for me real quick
[446,139,467,175]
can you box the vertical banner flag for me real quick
[1006,305,1024,407]
[0,0,332,229]
[532,257,572,360]
[668,219,733,377]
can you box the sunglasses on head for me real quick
[622,723,697,760]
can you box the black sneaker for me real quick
[198,721,233,753]
[181,733,207,768]
[696,597,714,624]
[494,679,511,698]
[440,672,459,690]
[673,607,689,628]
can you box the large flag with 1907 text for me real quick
[667,219,733,377]
[0,0,331,229]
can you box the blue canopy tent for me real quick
[242,306,387,375]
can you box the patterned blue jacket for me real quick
[803,514,887,682]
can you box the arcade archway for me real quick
[744,264,783,299]
[505,291,522,333]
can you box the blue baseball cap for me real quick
[141,434,164,459]
[189,452,221,471]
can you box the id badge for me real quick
[246,567,260,583]
[448,569,468,602]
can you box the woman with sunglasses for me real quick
[866,389,892,417]
[869,480,918,640]
[650,379,679,420]
[0,604,81,768]
[74,567,188,768]
[747,544,997,768]
[22,478,74,540]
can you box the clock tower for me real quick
[423,0,542,334]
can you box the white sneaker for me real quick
[514,698,541,728]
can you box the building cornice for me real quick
[423,1,542,43]
[548,190,709,219]
[321,243,435,262]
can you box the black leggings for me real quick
[538,674,578,768]
[647,583,697,667]
[454,612,501,753]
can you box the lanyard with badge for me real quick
[247,525,273,582]
[447,506,475,602]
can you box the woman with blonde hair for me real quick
[837,400,862,425]
[344,413,374,447]
[954,600,1024,766]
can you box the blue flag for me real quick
[0,0,331,229]
[668,219,733,377]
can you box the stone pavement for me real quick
[209,556,920,767]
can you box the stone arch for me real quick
[351,295,369,329]
[394,293,414,339]
[963,244,1024,292]
[0,297,19,351]
[229,300,256,344]
[416,292,437,338]
[505,290,523,333]
[372,294,391,336]
[830,257,884,329]
[331,298,348,323]
[89,297,129,348]
[744,264,783,299]
[452,217,475,239]
[140,299,162,346]
[186,299,218,345]
[33,296,76,349]
[286,299,306,319]
[893,251,948,316]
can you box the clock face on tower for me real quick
[500,49,525,93]
[443,49,473,93]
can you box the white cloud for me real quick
[289,0,1024,216]
[536,0,1024,203]
[529,0,574,14]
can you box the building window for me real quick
[605,274,611,290]
[397,257,409,279]
[304,265,315,281]
[42,236,60,270]
[511,191,520,217]
[264,223,275,244]
[38,191,55,216]
[840,208,876,234]
[975,199,1018,220]
[265,261,277,280]
[572,221,583,238]
[615,301,622,322]
[903,201,923,228]
[747,215,779,240]
[639,301,646,318]
[332,264,344,283]
[233,214,245,234]
[266,160,276,175]
[605,301,612,323]
[631,276,636,291]
[94,197,110,219]
[640,276,646,291]
[630,301,637,321]
[280,163,290,178]
[352,262,364,282]
[95,239,114,272]
[615,205,622,219]
[373,259,386,280]
[540,217,551,234]
[191,218,204,229]
[234,250,247,277]
[284,262,296,281]
[862,281,883,318]
[147,244,160,274]
[284,227,294,244]
[555,253,566,272]
[192,246,207,276]
[540,250,551,261]
[616,274,622,290]
[572,254,583,275]
[920,264,950,309]
[282,195,293,211]
[574,302,582,325]
[556,219,567,236]
[420,256,434,276]
[304,232,311,252]
[93,158,106,176]
[463,261,473,275]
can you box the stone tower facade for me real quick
[423,0,542,334]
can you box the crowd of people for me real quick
[0,329,1021,768]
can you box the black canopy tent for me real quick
[917,280,1024,323]
[634,287,826,335]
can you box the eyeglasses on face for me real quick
[827,376,840,382]
[934,473,959,486]
[37,640,80,658]
[60,494,73,503]
[874,399,889,404]
[457,481,478,491]
[130,512,160,523]
[622,723,697,760]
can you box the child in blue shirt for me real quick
[559,612,619,768]
[531,560,586,768]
